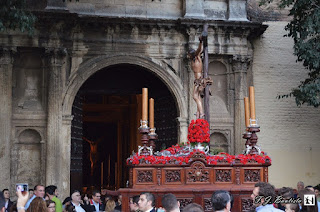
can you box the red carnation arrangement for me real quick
[187,119,210,143]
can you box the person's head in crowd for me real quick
[46,200,56,212]
[2,189,10,201]
[104,195,112,204]
[285,203,299,212]
[44,195,50,201]
[65,204,75,212]
[298,188,319,212]
[306,185,315,192]
[182,203,204,212]
[34,185,45,198]
[29,189,34,198]
[71,191,81,205]
[27,197,47,212]
[297,181,305,192]
[279,187,294,199]
[211,190,232,212]
[105,200,116,212]
[278,187,294,209]
[138,192,155,212]
[91,190,101,204]
[62,197,71,206]
[129,196,140,212]
[161,193,180,212]
[45,186,58,198]
[314,185,320,199]
[251,182,277,207]
[0,192,6,212]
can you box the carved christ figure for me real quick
[82,136,102,175]
[188,37,212,119]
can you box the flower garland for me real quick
[126,147,271,166]
[187,119,210,143]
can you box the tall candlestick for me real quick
[249,86,256,121]
[142,88,148,121]
[244,97,250,128]
[149,98,154,129]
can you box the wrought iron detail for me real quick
[137,170,153,183]
[204,198,213,212]
[241,198,254,212]
[244,169,260,182]
[187,161,209,182]
[165,170,181,182]
[215,169,232,182]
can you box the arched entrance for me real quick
[58,55,189,195]
[68,61,185,192]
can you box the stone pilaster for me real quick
[231,55,251,154]
[0,48,15,188]
[177,117,188,144]
[45,48,67,195]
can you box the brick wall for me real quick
[252,22,320,188]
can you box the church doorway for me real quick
[70,64,178,193]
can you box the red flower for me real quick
[187,119,210,144]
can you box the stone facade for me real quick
[2,0,315,199]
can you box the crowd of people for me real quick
[0,181,319,212]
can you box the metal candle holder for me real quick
[148,128,158,152]
[139,120,151,156]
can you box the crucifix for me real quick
[187,24,212,121]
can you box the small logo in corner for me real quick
[304,194,315,206]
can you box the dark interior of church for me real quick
[70,64,178,192]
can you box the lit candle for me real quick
[142,88,148,121]
[249,86,256,122]
[149,98,154,129]
[244,97,250,128]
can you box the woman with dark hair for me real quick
[26,197,47,212]
[298,189,319,212]
[2,189,13,212]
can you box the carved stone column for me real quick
[177,117,188,144]
[231,55,250,154]
[0,48,15,188]
[45,48,67,195]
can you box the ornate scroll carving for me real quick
[204,198,213,212]
[244,169,260,182]
[177,198,193,210]
[241,198,254,212]
[235,167,241,185]
[215,169,232,182]
[165,170,181,182]
[157,168,161,185]
[137,170,153,183]
[187,161,209,183]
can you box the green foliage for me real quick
[210,147,225,155]
[261,0,320,107]
[0,0,36,34]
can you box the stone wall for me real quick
[252,22,320,188]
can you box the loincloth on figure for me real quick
[194,77,213,98]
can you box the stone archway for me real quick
[58,54,188,196]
